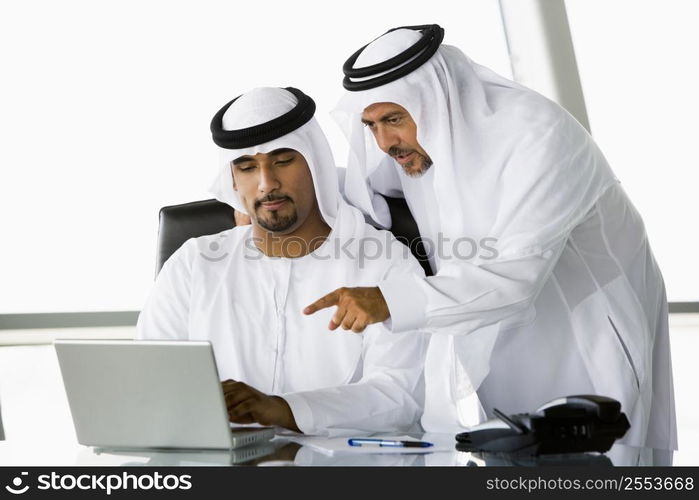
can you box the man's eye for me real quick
[275,158,294,165]
[238,165,256,172]
[387,117,401,125]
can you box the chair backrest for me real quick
[156,197,432,276]
[156,199,236,275]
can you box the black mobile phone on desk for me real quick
[455,395,630,455]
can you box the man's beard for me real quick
[254,195,298,233]
[388,147,433,178]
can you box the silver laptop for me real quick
[54,340,275,450]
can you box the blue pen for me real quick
[348,438,433,448]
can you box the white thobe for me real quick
[369,164,676,453]
[137,224,427,437]
[332,27,676,455]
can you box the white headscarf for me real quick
[208,87,376,254]
[333,29,616,261]
[209,87,340,226]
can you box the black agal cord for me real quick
[211,87,316,149]
[342,24,444,91]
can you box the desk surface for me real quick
[0,432,681,467]
[0,344,695,467]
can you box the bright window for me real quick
[566,0,699,302]
[0,0,511,313]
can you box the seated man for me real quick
[137,87,427,436]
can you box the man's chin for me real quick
[255,213,298,234]
[402,158,432,178]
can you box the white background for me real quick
[0,0,696,313]
[566,0,699,302]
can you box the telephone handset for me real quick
[536,394,623,422]
[455,395,630,455]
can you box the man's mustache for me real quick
[255,194,292,209]
[388,146,416,158]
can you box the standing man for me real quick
[304,25,676,458]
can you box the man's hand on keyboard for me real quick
[221,379,300,433]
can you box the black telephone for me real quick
[455,395,630,455]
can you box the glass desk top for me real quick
[0,433,675,467]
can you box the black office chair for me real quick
[156,197,433,277]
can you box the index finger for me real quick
[224,388,254,409]
[221,379,245,394]
[303,289,341,315]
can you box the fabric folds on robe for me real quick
[334,30,676,453]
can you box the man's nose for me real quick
[258,166,281,193]
[375,127,400,153]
